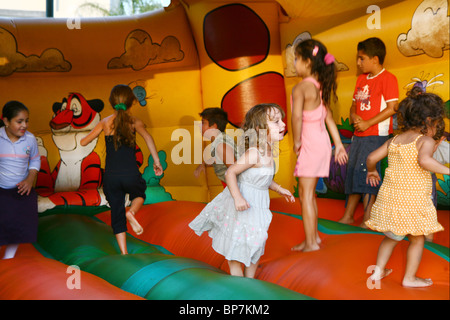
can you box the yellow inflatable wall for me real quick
[0,0,448,212]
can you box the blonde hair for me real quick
[109,84,136,150]
[241,103,285,153]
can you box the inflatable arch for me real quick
[0,0,448,300]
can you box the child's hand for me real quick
[350,113,362,124]
[334,145,348,165]
[277,186,295,203]
[293,141,302,156]
[354,119,370,132]
[366,170,380,187]
[234,196,250,211]
[153,163,163,176]
[16,180,33,196]
[194,163,205,178]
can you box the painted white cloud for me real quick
[397,0,450,58]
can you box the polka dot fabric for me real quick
[365,135,444,237]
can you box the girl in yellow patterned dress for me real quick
[365,87,449,288]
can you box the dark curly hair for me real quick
[397,86,445,140]
[294,39,337,107]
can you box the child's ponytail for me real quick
[109,85,137,150]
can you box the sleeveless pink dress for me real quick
[293,77,332,177]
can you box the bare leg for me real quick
[228,260,244,277]
[360,193,376,228]
[402,235,432,287]
[370,236,397,281]
[126,196,144,235]
[338,194,361,224]
[116,232,128,255]
[292,177,320,252]
[2,244,19,259]
[312,196,321,245]
[244,261,259,278]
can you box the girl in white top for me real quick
[0,101,40,259]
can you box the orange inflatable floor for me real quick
[96,199,449,300]
[0,244,143,300]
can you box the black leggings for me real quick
[103,172,146,234]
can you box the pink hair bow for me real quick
[324,53,335,65]
[312,45,319,56]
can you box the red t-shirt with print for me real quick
[352,69,399,137]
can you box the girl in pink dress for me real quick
[291,39,348,252]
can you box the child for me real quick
[80,84,163,255]
[189,103,295,278]
[338,37,399,227]
[194,108,236,187]
[290,39,348,252]
[0,101,40,259]
[365,88,448,287]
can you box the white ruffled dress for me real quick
[189,151,274,267]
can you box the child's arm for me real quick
[325,107,348,165]
[225,148,259,211]
[291,83,305,156]
[366,138,390,186]
[349,100,362,124]
[17,136,41,195]
[354,101,397,132]
[418,136,450,176]
[269,181,295,203]
[134,118,163,176]
[193,162,206,178]
[80,120,104,146]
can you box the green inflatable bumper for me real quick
[36,214,312,300]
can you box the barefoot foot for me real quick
[402,277,433,288]
[291,242,305,251]
[291,240,320,252]
[370,268,392,281]
[358,222,368,229]
[126,210,143,235]
[302,243,320,252]
[338,217,354,225]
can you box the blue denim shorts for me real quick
[344,135,388,195]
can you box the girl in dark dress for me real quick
[81,85,163,254]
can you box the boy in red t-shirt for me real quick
[338,38,399,227]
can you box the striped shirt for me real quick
[0,126,41,189]
[210,132,236,182]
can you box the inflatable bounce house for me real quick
[0,0,448,300]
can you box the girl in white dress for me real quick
[189,103,295,278]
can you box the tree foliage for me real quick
[78,0,163,16]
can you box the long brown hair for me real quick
[294,39,337,107]
[109,84,136,150]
